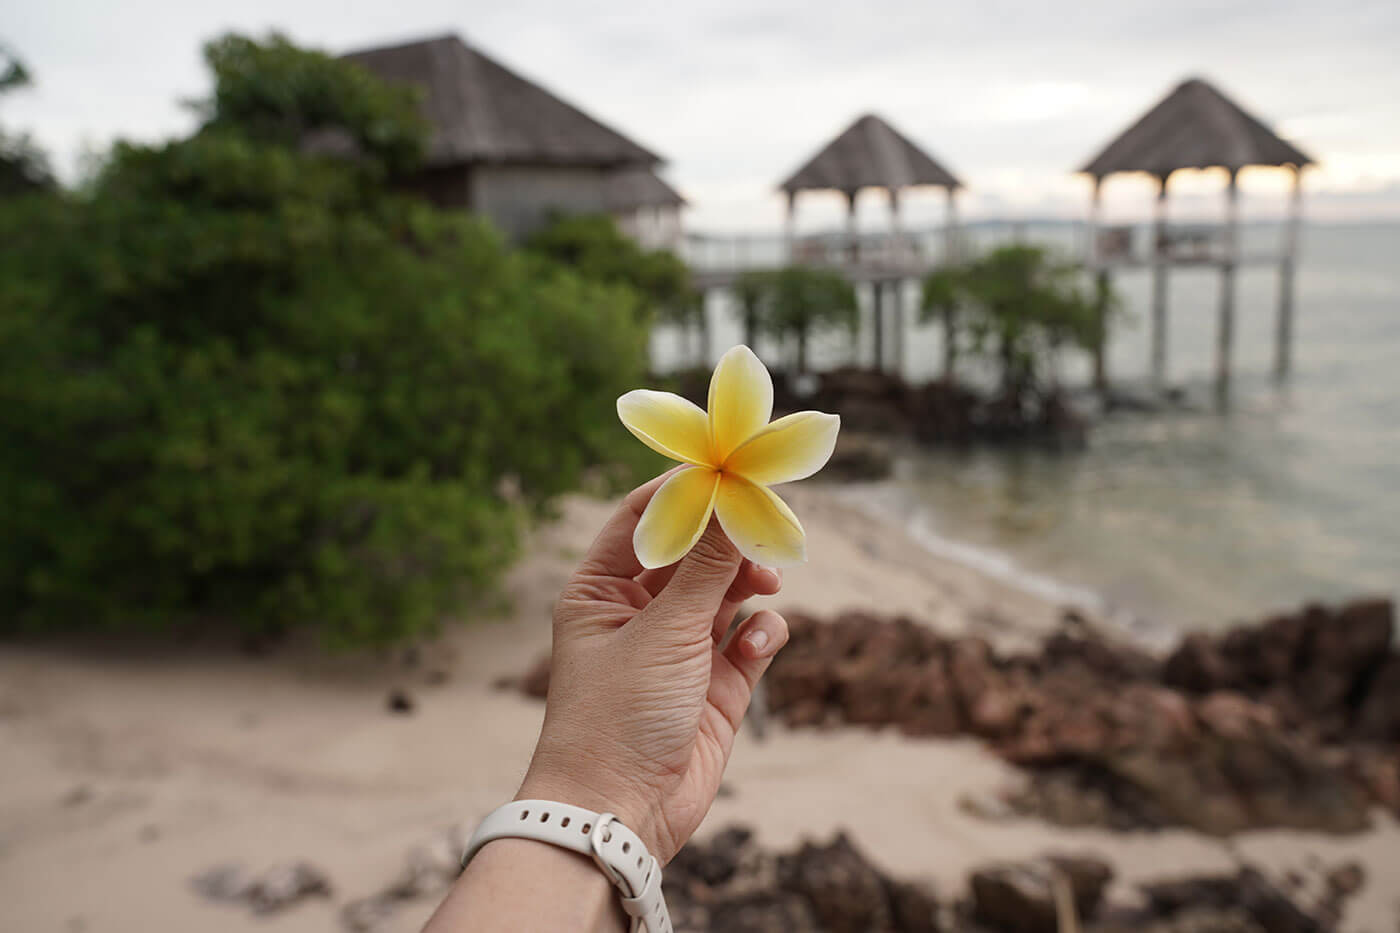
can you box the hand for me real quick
[516,471,789,863]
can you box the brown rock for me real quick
[776,833,895,933]
[970,853,1112,933]
[1353,654,1400,742]
[767,658,835,715]
[885,878,941,933]
[894,667,963,737]
[1222,612,1306,688]
[1295,598,1393,725]
[1164,633,1238,694]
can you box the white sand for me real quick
[1,485,1396,932]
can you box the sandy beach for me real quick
[2,484,1396,932]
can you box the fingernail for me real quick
[746,629,770,655]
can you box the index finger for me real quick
[573,468,680,580]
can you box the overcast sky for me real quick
[5,0,1399,230]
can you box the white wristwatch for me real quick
[462,799,673,933]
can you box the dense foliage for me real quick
[0,43,53,195]
[732,265,858,372]
[920,245,1111,399]
[0,34,651,645]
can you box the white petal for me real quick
[707,345,773,462]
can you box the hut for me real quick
[343,35,684,247]
[1079,77,1313,399]
[779,114,963,371]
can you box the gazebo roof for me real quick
[1080,77,1312,180]
[603,167,686,211]
[342,34,661,169]
[780,113,961,194]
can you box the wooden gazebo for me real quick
[1079,77,1314,400]
[778,114,963,370]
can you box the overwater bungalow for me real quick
[1079,77,1313,399]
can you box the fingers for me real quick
[574,469,680,581]
[632,518,741,638]
[710,563,782,645]
[707,610,790,734]
[638,559,780,604]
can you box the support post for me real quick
[1088,176,1109,393]
[784,189,797,265]
[943,304,957,383]
[1215,169,1240,406]
[1150,173,1170,390]
[888,186,904,267]
[872,281,885,372]
[890,279,905,379]
[944,186,959,263]
[697,292,711,367]
[846,189,859,266]
[1275,165,1302,380]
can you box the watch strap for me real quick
[462,799,672,933]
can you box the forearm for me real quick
[422,838,627,933]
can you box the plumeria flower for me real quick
[617,345,841,569]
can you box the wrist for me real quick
[515,765,664,862]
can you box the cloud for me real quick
[4,0,1399,224]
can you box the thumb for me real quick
[634,517,742,634]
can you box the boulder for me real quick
[1163,633,1238,694]
[969,853,1112,933]
[776,833,895,933]
[1295,599,1393,728]
[1353,654,1400,742]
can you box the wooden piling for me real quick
[846,190,859,266]
[1088,177,1109,392]
[1150,173,1170,389]
[872,281,885,372]
[890,279,905,378]
[944,187,959,263]
[1215,169,1240,405]
[1275,165,1302,380]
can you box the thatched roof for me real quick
[1081,77,1313,180]
[342,34,661,169]
[780,114,961,194]
[603,167,685,211]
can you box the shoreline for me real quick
[1,485,1396,932]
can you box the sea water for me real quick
[665,221,1400,631]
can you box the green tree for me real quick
[193,32,428,176]
[919,264,963,381]
[525,212,705,361]
[922,245,1108,402]
[750,265,858,373]
[524,212,691,314]
[0,34,648,645]
[731,268,775,349]
[0,43,52,195]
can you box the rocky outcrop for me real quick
[758,600,1395,835]
[666,827,939,933]
[666,827,1357,933]
[1162,598,1395,743]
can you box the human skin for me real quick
[423,471,789,932]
